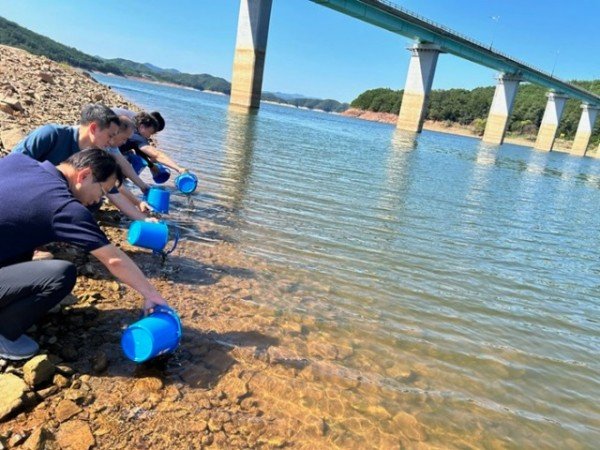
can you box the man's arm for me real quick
[111,151,150,193]
[91,244,168,312]
[118,185,153,214]
[139,144,186,173]
[106,191,147,221]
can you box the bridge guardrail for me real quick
[371,0,599,103]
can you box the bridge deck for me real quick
[311,0,600,106]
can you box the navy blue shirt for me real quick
[12,124,80,165]
[0,154,109,267]
[119,132,149,154]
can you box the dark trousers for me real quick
[0,260,76,340]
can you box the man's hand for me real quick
[143,294,169,315]
[138,201,153,213]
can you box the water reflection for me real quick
[463,143,498,214]
[377,130,418,216]
[474,142,498,168]
[220,110,258,217]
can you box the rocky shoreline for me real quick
[341,107,597,155]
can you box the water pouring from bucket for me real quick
[175,172,198,194]
[121,305,182,363]
[146,187,170,214]
[127,221,179,257]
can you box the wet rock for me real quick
[367,404,392,421]
[91,351,108,373]
[0,373,28,420]
[267,347,309,370]
[23,355,55,387]
[307,341,341,360]
[201,434,214,446]
[133,377,163,393]
[55,399,82,422]
[55,364,75,376]
[60,345,78,362]
[56,420,95,450]
[392,411,426,441]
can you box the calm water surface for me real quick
[97,74,599,448]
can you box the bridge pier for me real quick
[230,0,273,111]
[570,104,599,156]
[482,74,521,145]
[534,92,569,151]
[397,43,442,133]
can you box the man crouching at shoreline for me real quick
[0,149,169,360]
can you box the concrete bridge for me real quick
[229,0,600,156]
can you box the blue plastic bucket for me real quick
[146,187,170,214]
[175,172,198,194]
[126,153,148,175]
[127,221,169,251]
[151,163,171,184]
[121,305,182,363]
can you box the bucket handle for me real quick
[153,222,180,260]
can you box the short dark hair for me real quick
[65,148,124,187]
[80,104,120,130]
[134,112,159,131]
[117,115,135,132]
[150,111,165,132]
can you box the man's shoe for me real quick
[0,334,39,360]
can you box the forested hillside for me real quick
[351,81,600,144]
[0,16,124,74]
[0,15,342,109]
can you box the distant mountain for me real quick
[143,62,181,75]
[269,91,307,101]
[262,92,348,113]
[0,15,349,112]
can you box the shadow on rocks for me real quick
[39,306,279,391]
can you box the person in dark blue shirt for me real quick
[13,104,153,222]
[12,103,120,163]
[0,149,169,360]
[119,111,188,174]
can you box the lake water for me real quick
[95,73,599,449]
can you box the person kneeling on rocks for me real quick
[0,149,169,361]
[12,103,154,222]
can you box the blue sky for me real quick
[1,0,598,102]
